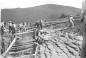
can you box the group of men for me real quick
[1,21,16,36]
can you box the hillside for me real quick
[1,4,81,23]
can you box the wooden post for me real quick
[80,0,86,58]
[81,0,86,22]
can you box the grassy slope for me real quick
[1,4,81,23]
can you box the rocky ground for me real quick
[35,28,82,58]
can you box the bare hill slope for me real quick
[1,4,81,23]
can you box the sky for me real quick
[0,0,83,9]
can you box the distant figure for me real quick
[34,19,43,30]
[1,24,5,35]
[34,22,40,29]
[4,22,6,27]
[8,21,13,33]
[8,21,16,35]
[19,22,25,32]
[69,15,74,27]
[11,23,16,35]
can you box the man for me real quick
[1,23,4,36]
[8,21,13,33]
[69,15,74,27]
[1,23,5,54]
[8,21,16,34]
[11,23,16,35]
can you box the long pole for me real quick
[2,37,17,57]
